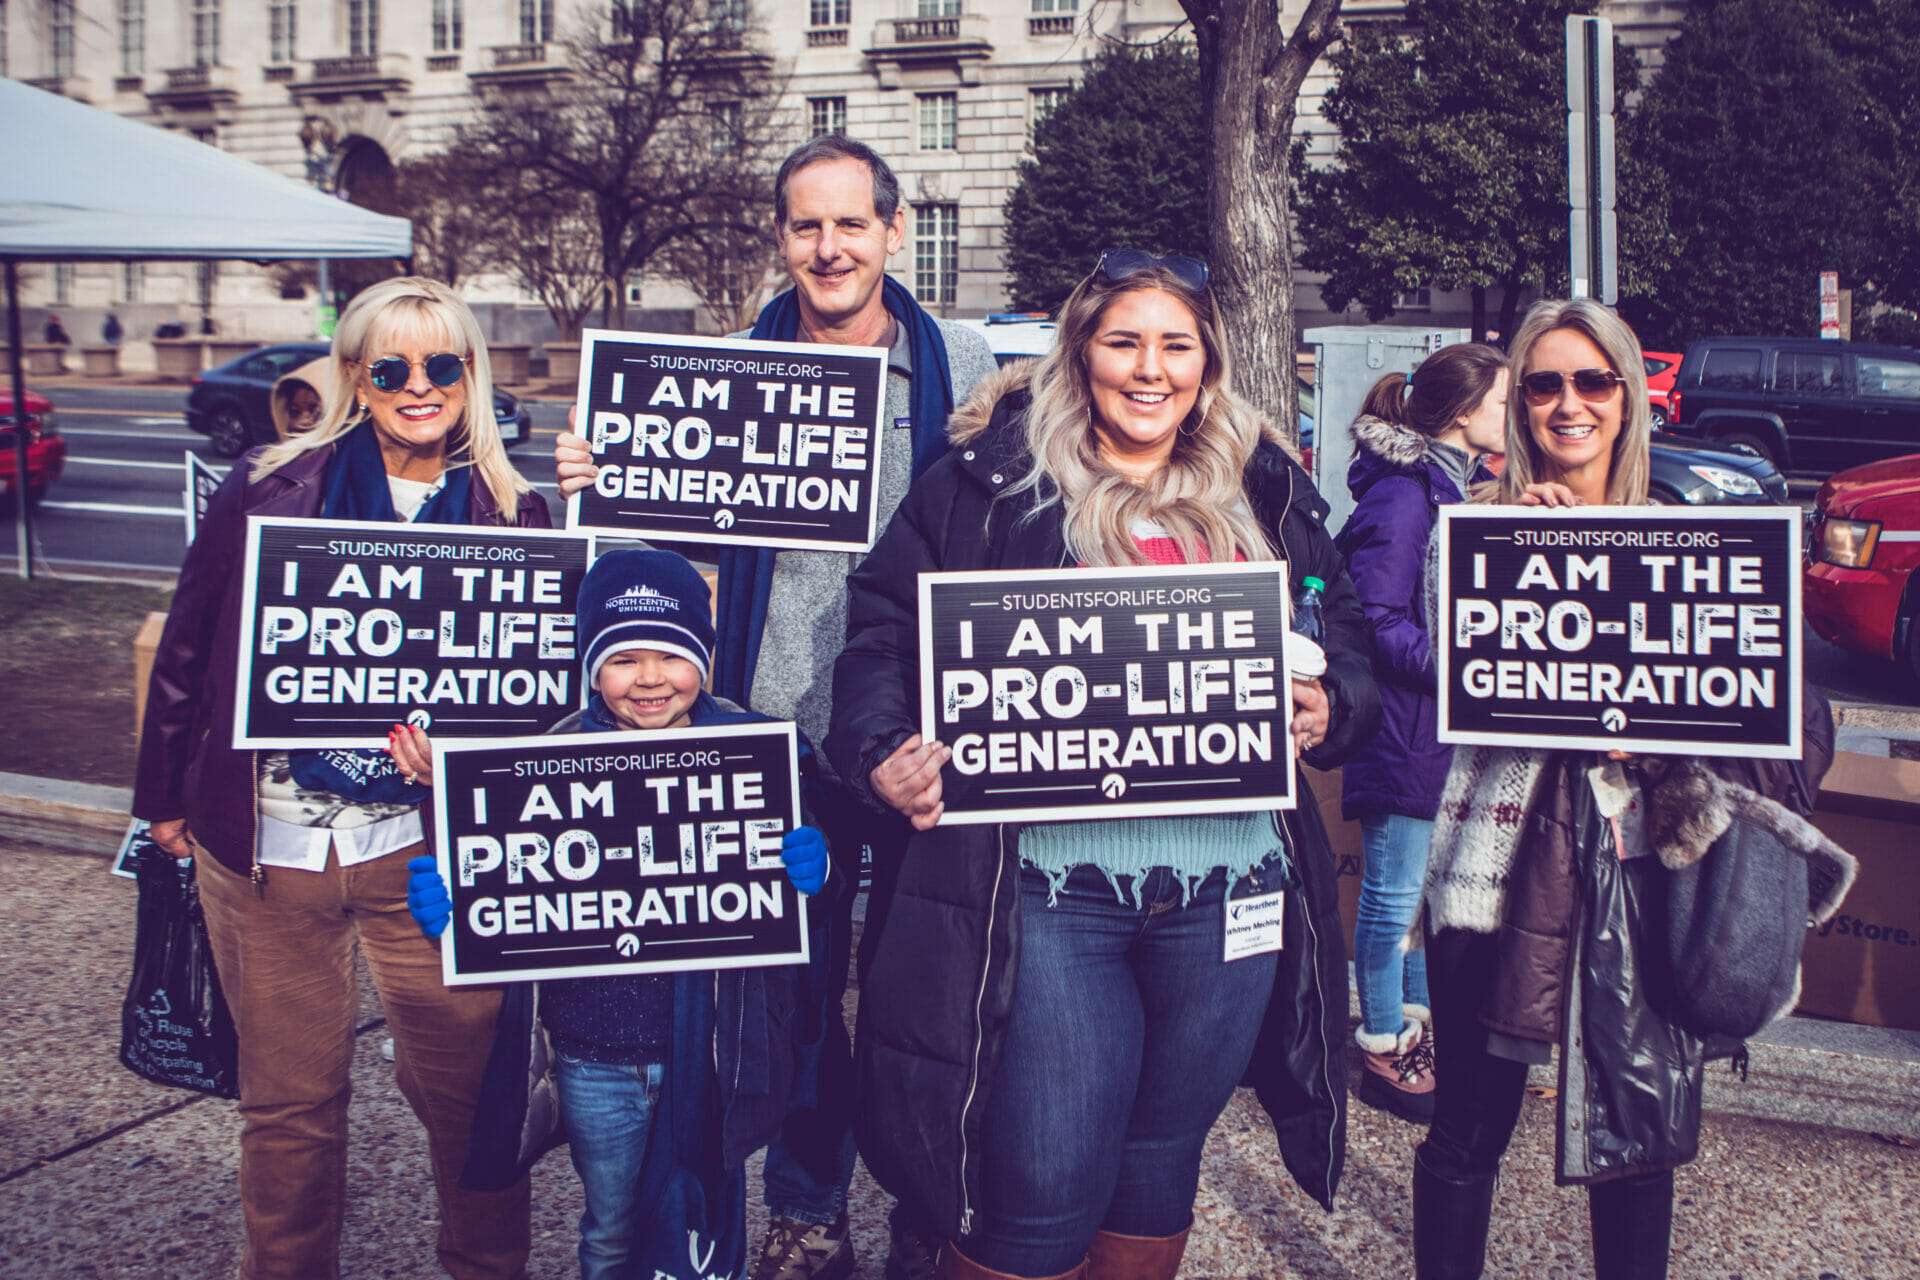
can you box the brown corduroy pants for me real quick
[196,841,530,1280]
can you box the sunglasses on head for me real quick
[362,352,466,393]
[1519,367,1625,405]
[1095,248,1210,294]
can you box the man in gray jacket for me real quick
[557,135,996,1280]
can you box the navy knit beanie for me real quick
[577,549,715,694]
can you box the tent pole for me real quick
[6,259,33,581]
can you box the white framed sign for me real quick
[1437,505,1802,757]
[566,329,888,552]
[918,561,1299,824]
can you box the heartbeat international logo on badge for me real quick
[566,330,889,552]
[918,562,1301,824]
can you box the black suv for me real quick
[1665,336,1920,477]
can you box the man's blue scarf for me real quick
[710,276,955,704]
[289,422,473,804]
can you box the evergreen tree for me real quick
[1002,43,1211,313]
[1628,0,1886,344]
[1293,0,1667,340]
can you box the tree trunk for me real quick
[1471,286,1487,342]
[1184,0,1343,447]
[1498,277,1523,343]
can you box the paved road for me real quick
[15,385,570,579]
[16,387,1919,710]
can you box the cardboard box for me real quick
[131,610,167,751]
[1799,751,1920,1032]
[1305,766,1364,946]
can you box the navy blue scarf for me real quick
[289,422,474,804]
[711,277,955,703]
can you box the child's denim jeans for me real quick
[555,1052,666,1280]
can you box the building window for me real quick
[189,0,220,66]
[714,0,746,33]
[1393,287,1433,311]
[432,0,461,51]
[47,0,75,77]
[0,1,9,78]
[1031,0,1077,10]
[808,95,846,137]
[809,0,849,23]
[348,0,378,57]
[917,92,956,152]
[53,264,74,307]
[122,262,145,304]
[117,0,145,75]
[915,203,958,307]
[917,0,960,15]
[710,100,740,154]
[519,0,552,44]
[1028,85,1068,141]
[268,0,295,63]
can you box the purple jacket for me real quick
[132,443,551,876]
[1335,415,1471,821]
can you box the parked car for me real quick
[185,341,533,457]
[0,386,66,511]
[1643,350,1681,429]
[1664,335,1920,477]
[1806,452,1920,682]
[1647,430,1789,505]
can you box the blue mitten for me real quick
[406,854,453,939]
[781,825,830,896]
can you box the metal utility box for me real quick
[1302,325,1472,537]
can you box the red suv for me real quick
[1806,452,1920,681]
[0,387,65,511]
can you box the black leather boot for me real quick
[1587,1171,1674,1280]
[1413,1147,1497,1279]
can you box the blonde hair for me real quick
[1491,298,1651,507]
[252,276,528,521]
[1007,267,1286,567]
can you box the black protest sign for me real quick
[1437,506,1802,757]
[567,329,888,551]
[182,452,223,546]
[919,563,1298,824]
[431,724,808,985]
[110,816,150,879]
[232,516,592,748]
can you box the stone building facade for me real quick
[3,0,1687,351]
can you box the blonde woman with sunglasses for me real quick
[133,277,546,1280]
[1408,300,1837,1280]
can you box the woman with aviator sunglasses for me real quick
[1406,300,1835,1280]
[828,249,1379,1279]
[132,276,546,1280]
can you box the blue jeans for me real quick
[555,1052,665,1280]
[761,1130,858,1225]
[958,860,1281,1277]
[1354,812,1434,1040]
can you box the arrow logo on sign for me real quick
[1100,773,1127,799]
[713,509,736,529]
[615,933,641,957]
[1601,707,1628,733]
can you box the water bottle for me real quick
[1292,576,1327,644]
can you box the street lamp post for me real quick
[298,116,339,338]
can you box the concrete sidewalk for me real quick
[5,799,1920,1277]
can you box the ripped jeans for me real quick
[956,858,1282,1278]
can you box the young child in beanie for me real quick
[395,548,835,1280]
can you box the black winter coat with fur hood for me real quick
[826,363,1383,1236]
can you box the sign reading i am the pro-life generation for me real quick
[567,329,888,552]
[432,724,808,985]
[182,452,224,546]
[232,516,593,749]
[1437,506,1802,757]
[919,562,1299,825]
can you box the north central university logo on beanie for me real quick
[578,549,716,692]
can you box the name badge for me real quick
[1223,888,1286,962]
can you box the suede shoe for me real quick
[1356,1015,1437,1124]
